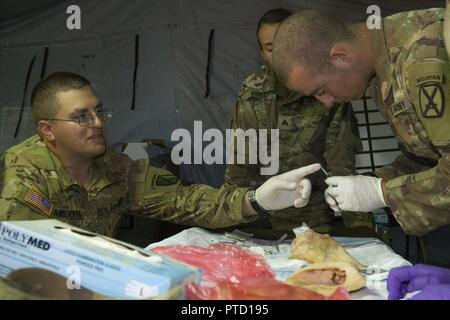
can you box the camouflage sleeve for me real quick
[445,1,450,57]
[323,102,362,175]
[224,97,264,188]
[374,145,434,181]
[127,159,255,229]
[384,151,450,236]
[0,154,51,221]
[384,57,450,236]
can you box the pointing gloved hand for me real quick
[324,175,386,212]
[255,163,321,211]
[388,264,450,300]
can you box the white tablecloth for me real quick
[146,227,411,300]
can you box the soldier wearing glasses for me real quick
[0,72,321,238]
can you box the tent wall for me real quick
[0,0,445,186]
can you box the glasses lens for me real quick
[78,114,95,127]
[77,109,112,126]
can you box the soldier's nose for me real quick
[93,113,104,128]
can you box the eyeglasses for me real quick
[46,109,113,127]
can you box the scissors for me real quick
[320,166,332,178]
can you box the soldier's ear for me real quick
[37,120,56,142]
[329,46,352,68]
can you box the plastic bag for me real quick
[152,243,275,285]
[185,277,351,300]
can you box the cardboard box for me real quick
[0,220,201,299]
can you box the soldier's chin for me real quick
[90,144,106,158]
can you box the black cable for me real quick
[360,135,396,141]
[131,34,140,110]
[40,47,49,79]
[14,54,37,138]
[204,29,215,99]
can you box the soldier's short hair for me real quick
[272,10,355,82]
[31,72,91,125]
[256,8,293,49]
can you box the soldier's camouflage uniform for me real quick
[369,8,450,236]
[0,135,254,238]
[225,66,362,234]
[445,2,450,56]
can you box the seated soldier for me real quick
[0,72,320,238]
[225,8,364,238]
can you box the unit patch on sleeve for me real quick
[24,188,53,216]
[419,83,445,118]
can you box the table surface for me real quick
[147,227,411,300]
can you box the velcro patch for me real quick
[24,189,52,216]
[278,115,296,131]
[406,59,450,146]
[416,73,443,86]
[391,100,411,116]
[154,174,179,187]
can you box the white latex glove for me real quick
[324,189,341,212]
[255,163,321,210]
[124,280,159,299]
[325,175,387,212]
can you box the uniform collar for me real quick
[47,147,117,193]
[90,152,120,193]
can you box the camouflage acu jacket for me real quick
[0,135,252,237]
[225,65,362,232]
[369,8,450,235]
[445,2,450,56]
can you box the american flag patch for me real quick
[24,189,52,216]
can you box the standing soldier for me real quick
[225,9,363,237]
[272,8,450,236]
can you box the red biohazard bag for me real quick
[152,243,275,285]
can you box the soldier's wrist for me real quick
[247,189,273,217]
[242,191,258,218]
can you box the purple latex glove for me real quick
[387,264,450,300]
[409,284,450,300]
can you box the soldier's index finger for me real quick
[288,163,321,180]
